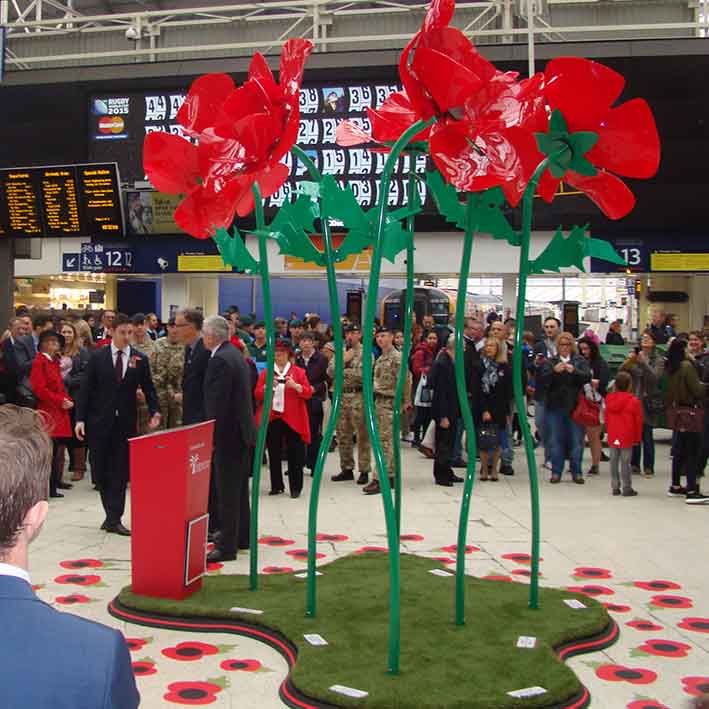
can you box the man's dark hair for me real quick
[179,308,204,331]
[614,370,633,393]
[544,316,561,327]
[0,406,52,557]
[31,313,52,331]
[131,313,147,326]
[299,332,315,343]
[114,313,131,328]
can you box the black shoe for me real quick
[450,459,466,468]
[631,465,642,474]
[600,451,610,462]
[328,439,337,452]
[500,464,514,476]
[435,480,453,487]
[622,489,638,497]
[207,548,236,563]
[363,479,381,495]
[450,474,464,483]
[667,485,687,497]
[105,522,131,536]
[238,543,250,551]
[100,520,109,530]
[57,481,73,490]
[686,491,709,505]
[269,489,284,496]
[331,470,354,482]
[572,476,585,485]
[356,472,369,485]
[49,490,64,498]
[612,489,621,496]
[587,466,599,476]
[290,490,301,499]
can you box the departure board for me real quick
[0,163,123,237]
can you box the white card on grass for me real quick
[229,606,263,615]
[429,569,454,577]
[516,635,537,649]
[563,599,587,609]
[329,684,368,699]
[304,633,328,646]
[507,686,547,698]
[294,571,323,578]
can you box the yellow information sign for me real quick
[177,255,231,272]
[651,252,709,272]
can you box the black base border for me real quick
[108,597,619,709]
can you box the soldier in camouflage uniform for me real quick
[130,313,156,435]
[328,324,371,485]
[151,317,184,430]
[363,326,412,496]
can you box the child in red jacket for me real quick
[605,371,643,497]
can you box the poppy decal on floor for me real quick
[161,641,232,661]
[603,603,631,613]
[125,638,152,652]
[512,569,544,578]
[315,533,349,542]
[594,664,657,684]
[354,546,388,554]
[206,562,223,572]
[678,617,709,634]
[220,658,269,672]
[55,594,94,605]
[430,556,456,565]
[633,580,682,592]
[566,585,614,597]
[632,639,692,658]
[681,676,709,697]
[286,549,326,560]
[258,536,295,547]
[59,559,105,570]
[501,553,543,565]
[626,700,671,709]
[164,678,228,705]
[573,567,612,580]
[440,544,479,554]
[400,534,425,542]
[262,566,294,574]
[481,574,513,582]
[626,620,663,632]
[132,658,157,676]
[649,595,693,609]
[53,574,104,586]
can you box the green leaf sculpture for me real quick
[268,193,323,265]
[213,226,258,273]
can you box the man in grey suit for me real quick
[12,313,54,406]
[203,316,256,563]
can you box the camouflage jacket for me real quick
[151,338,184,397]
[327,343,366,390]
[374,347,411,404]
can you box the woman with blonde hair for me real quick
[73,319,95,350]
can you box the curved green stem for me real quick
[454,193,479,625]
[513,157,551,610]
[249,181,275,592]
[391,170,418,534]
[290,145,345,618]
[362,118,434,675]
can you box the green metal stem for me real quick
[290,145,345,619]
[513,157,551,610]
[454,193,479,626]
[249,181,275,592]
[362,118,434,676]
[391,170,418,534]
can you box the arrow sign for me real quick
[62,253,80,272]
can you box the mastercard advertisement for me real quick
[92,97,130,140]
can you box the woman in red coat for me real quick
[255,339,312,498]
[29,330,74,498]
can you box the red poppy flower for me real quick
[682,676,709,697]
[501,553,542,565]
[650,595,693,609]
[540,57,660,219]
[678,617,709,634]
[430,556,457,565]
[482,574,512,582]
[162,642,221,662]
[354,546,388,554]
[604,603,631,613]
[566,585,614,597]
[144,39,313,238]
[286,549,325,560]
[634,580,682,592]
[512,569,544,578]
[132,660,157,677]
[262,566,294,575]
[635,639,692,658]
[59,559,104,569]
[55,594,92,605]
[626,701,671,709]
[126,638,151,652]
[627,620,664,632]
[315,533,349,542]
[400,534,425,542]
[574,567,612,580]
[164,680,225,705]
[440,544,479,554]
[220,658,262,672]
[54,574,102,586]
[258,536,295,547]
[595,664,657,685]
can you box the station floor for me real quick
[31,431,708,709]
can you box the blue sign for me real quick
[102,246,134,273]
[62,253,80,272]
[80,243,103,272]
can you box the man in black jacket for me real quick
[203,316,256,563]
[175,308,210,426]
[75,314,160,535]
[296,332,328,472]
[429,336,463,487]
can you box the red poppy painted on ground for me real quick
[633,580,682,592]
[59,559,104,570]
[566,585,615,597]
[220,658,262,672]
[400,534,425,542]
[132,660,157,677]
[430,556,457,565]
[595,664,657,685]
[481,574,513,582]
[440,544,479,554]
[315,533,349,542]
[650,595,693,610]
[501,553,542,565]
[55,594,93,605]
[626,701,671,709]
[626,620,663,632]
[258,536,295,547]
[125,638,152,652]
[539,57,660,219]
[286,549,326,560]
[354,546,389,554]
[682,676,709,697]
[603,603,631,613]
[161,642,226,662]
[54,574,102,586]
[678,617,709,634]
[634,639,692,658]
[262,566,294,575]
[164,680,226,705]
[573,567,612,580]
[144,39,313,238]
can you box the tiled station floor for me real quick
[30,431,708,708]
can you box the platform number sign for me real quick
[619,247,642,267]
[103,247,134,273]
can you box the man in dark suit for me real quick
[0,404,139,708]
[76,313,161,536]
[203,315,256,563]
[12,313,54,406]
[296,332,328,471]
[93,309,116,342]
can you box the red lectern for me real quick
[129,420,214,600]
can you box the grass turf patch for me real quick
[117,552,612,708]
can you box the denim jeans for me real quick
[546,408,585,477]
[631,424,655,472]
[452,418,464,462]
[534,400,552,464]
[500,420,514,466]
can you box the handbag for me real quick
[414,375,432,406]
[477,423,500,451]
[572,392,601,427]
[666,404,704,433]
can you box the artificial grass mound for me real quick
[116,553,614,709]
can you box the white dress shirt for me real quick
[111,343,130,379]
[0,562,31,586]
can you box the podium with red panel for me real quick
[129,420,214,600]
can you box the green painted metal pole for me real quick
[512,158,551,610]
[249,182,276,592]
[290,145,345,619]
[391,170,418,534]
[362,118,434,676]
[454,193,479,626]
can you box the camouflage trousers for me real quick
[335,392,371,474]
[374,398,395,479]
[136,400,150,436]
[156,394,183,431]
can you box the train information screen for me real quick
[0,163,123,237]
